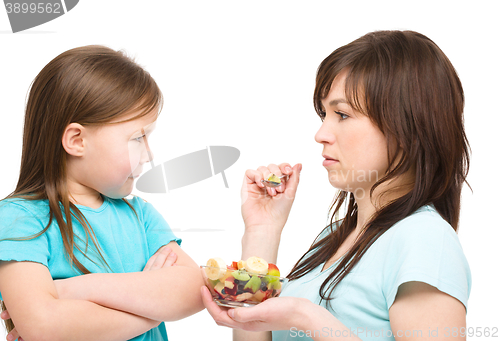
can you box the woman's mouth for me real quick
[322,155,339,167]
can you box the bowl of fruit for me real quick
[201,256,287,308]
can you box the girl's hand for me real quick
[54,246,178,300]
[1,310,23,341]
[143,246,178,271]
[200,286,308,332]
[241,163,302,235]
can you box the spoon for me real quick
[260,174,289,188]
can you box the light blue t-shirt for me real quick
[273,205,471,341]
[0,195,181,341]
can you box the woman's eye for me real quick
[318,111,326,121]
[335,111,349,120]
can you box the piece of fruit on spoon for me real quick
[267,173,281,184]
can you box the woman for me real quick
[201,30,471,341]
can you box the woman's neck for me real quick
[353,175,414,233]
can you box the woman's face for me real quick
[314,71,389,199]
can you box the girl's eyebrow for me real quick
[137,122,157,135]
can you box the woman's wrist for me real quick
[291,298,317,331]
[294,300,362,341]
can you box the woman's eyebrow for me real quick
[328,98,348,107]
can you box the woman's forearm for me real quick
[58,265,205,322]
[233,329,272,341]
[241,228,282,263]
[235,228,281,341]
[297,301,362,341]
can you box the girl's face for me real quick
[314,71,389,198]
[77,110,157,199]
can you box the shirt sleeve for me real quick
[382,209,471,311]
[136,197,182,258]
[0,200,50,268]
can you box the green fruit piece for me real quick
[265,275,278,283]
[268,279,282,291]
[208,279,219,288]
[244,275,262,293]
[232,270,251,281]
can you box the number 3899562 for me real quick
[5,2,62,14]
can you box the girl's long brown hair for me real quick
[287,30,470,308]
[1,45,163,332]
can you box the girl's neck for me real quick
[69,192,104,209]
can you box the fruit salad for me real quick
[201,256,285,308]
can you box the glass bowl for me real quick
[200,265,287,308]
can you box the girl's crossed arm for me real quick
[54,240,205,322]
[0,260,160,341]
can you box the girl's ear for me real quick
[62,123,85,156]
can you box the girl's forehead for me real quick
[119,109,158,128]
[126,116,157,135]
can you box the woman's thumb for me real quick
[284,163,301,200]
[228,307,260,323]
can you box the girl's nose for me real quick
[140,143,154,164]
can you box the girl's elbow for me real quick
[15,316,62,341]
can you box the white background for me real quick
[1,1,499,340]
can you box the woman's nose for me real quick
[314,121,335,145]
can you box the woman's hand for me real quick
[241,162,302,235]
[201,286,361,341]
[200,285,308,332]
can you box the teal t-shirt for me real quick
[0,195,181,341]
[273,205,471,341]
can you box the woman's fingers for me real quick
[200,286,232,324]
[283,163,302,199]
[229,306,263,323]
[243,163,301,197]
[244,169,265,188]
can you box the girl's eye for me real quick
[134,134,146,142]
[335,111,349,120]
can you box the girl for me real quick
[201,30,471,340]
[0,45,204,341]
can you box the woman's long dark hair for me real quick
[287,30,470,308]
[1,45,163,332]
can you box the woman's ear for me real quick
[62,123,85,156]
